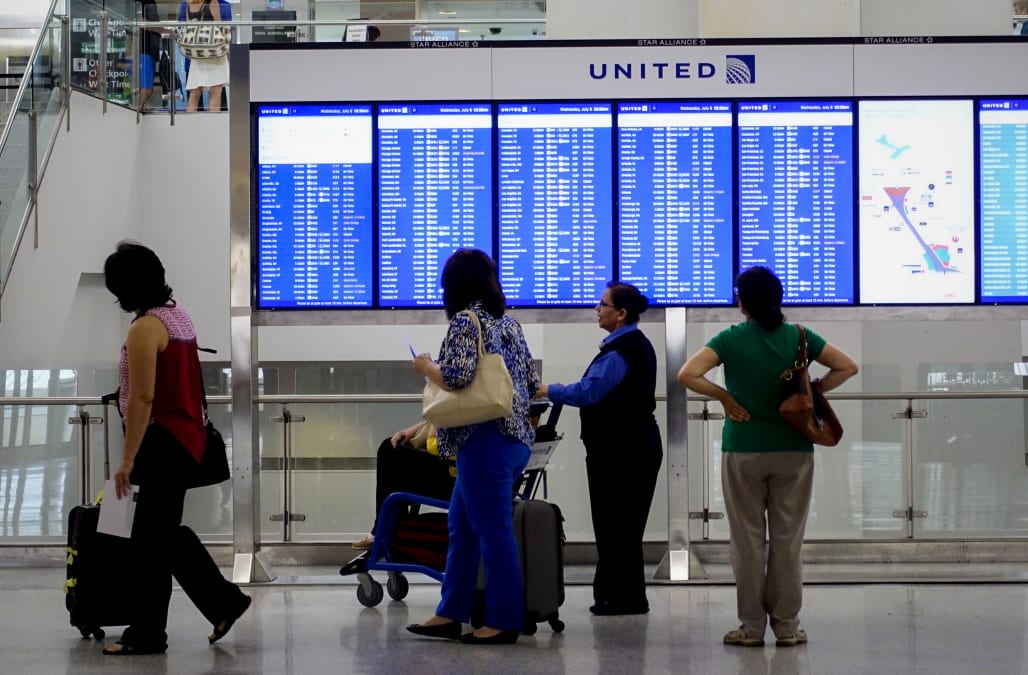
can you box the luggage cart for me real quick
[342,403,563,608]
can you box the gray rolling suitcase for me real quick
[514,498,566,634]
[471,498,566,634]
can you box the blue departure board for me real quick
[617,102,733,305]
[979,99,1028,304]
[497,102,613,306]
[256,104,374,308]
[737,100,855,304]
[378,103,493,307]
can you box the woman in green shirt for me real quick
[678,266,857,649]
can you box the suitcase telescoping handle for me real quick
[100,391,118,481]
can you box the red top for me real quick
[118,304,206,463]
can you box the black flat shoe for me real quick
[459,630,519,645]
[103,641,168,656]
[589,602,649,616]
[209,595,253,644]
[406,622,462,640]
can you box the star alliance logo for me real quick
[725,55,756,84]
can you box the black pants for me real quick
[122,424,248,647]
[372,437,456,533]
[585,423,663,608]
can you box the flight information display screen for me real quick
[979,99,1028,304]
[858,99,974,304]
[737,100,855,304]
[256,104,374,308]
[617,102,733,305]
[497,102,613,306]
[377,103,493,307]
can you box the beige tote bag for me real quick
[422,311,514,428]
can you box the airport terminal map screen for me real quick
[253,97,1021,309]
[858,99,975,304]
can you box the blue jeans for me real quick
[436,424,530,632]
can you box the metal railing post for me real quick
[99,11,108,113]
[27,111,38,249]
[168,34,176,125]
[688,402,724,540]
[269,406,306,542]
[892,397,929,537]
[68,406,103,504]
[130,25,140,121]
[62,14,71,131]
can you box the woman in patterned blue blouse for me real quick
[407,248,539,645]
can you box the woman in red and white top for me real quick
[101,241,250,656]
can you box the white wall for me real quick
[0,93,230,381]
[548,0,699,39]
[550,0,1013,39]
[861,0,1011,36]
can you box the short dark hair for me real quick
[367,25,381,41]
[104,241,173,313]
[735,266,784,331]
[605,281,648,324]
[441,248,506,319]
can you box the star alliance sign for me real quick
[588,55,756,84]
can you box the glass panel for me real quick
[703,398,908,540]
[287,401,420,542]
[0,109,31,284]
[32,19,66,170]
[0,403,80,541]
[67,0,135,106]
[914,398,1028,537]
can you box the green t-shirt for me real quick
[706,321,826,453]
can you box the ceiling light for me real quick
[438,10,457,16]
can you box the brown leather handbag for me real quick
[778,325,843,447]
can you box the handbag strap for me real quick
[460,310,488,359]
[197,345,216,423]
[780,324,809,380]
[793,324,809,368]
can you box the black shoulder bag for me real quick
[189,353,231,488]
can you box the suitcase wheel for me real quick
[522,621,537,636]
[79,627,105,640]
[549,618,565,633]
[386,573,409,601]
[356,578,384,607]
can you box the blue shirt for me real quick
[178,0,231,21]
[546,324,636,408]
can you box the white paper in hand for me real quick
[97,479,139,538]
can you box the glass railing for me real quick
[61,0,547,114]
[1,390,1025,549]
[0,0,69,306]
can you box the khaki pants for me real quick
[722,451,814,640]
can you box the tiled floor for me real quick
[3,566,1026,675]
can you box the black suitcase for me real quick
[472,498,566,635]
[514,499,565,634]
[65,392,134,640]
[66,503,134,639]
